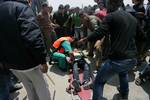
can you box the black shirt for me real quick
[87,9,137,60]
[53,11,68,27]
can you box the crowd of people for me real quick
[0,0,150,100]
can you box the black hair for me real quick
[58,4,64,9]
[107,0,124,12]
[42,2,48,7]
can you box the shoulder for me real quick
[8,1,27,8]
[0,1,26,7]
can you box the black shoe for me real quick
[120,94,128,100]
[117,86,128,100]
[72,80,81,92]
[87,53,94,58]
[82,80,91,90]
[10,83,23,93]
[135,76,146,86]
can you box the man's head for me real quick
[74,7,80,13]
[132,0,143,5]
[98,2,105,10]
[94,0,106,8]
[79,12,90,27]
[106,0,124,13]
[79,12,89,23]
[58,4,64,13]
[41,2,49,14]
[64,4,70,12]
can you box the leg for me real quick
[83,63,90,82]
[72,62,81,92]
[119,72,129,97]
[0,70,10,100]
[112,58,137,99]
[26,66,51,100]
[12,70,39,100]
[82,62,91,90]
[92,60,116,100]
[9,72,22,93]
[73,62,80,81]
[52,52,68,70]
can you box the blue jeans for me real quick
[73,60,90,82]
[0,70,10,100]
[92,58,137,100]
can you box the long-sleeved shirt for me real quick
[87,9,138,60]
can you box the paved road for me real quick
[11,57,150,100]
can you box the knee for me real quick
[84,64,90,71]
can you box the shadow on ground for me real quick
[112,93,123,100]
[10,91,20,100]
[141,81,150,99]
[49,64,69,76]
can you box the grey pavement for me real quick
[11,57,150,100]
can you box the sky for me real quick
[48,0,147,11]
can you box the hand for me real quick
[94,40,101,50]
[41,64,48,73]
[78,37,87,46]
[69,52,75,61]
[54,24,60,28]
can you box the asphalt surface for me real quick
[10,56,150,100]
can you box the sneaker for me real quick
[72,80,81,92]
[82,80,91,90]
[10,83,23,93]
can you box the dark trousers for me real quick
[92,58,137,100]
[0,69,10,100]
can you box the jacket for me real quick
[87,9,138,60]
[53,37,73,53]
[0,0,47,70]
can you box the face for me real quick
[65,5,70,11]
[43,6,49,13]
[105,0,124,13]
[58,7,64,13]
[98,2,105,9]
[80,14,88,25]
[75,8,80,13]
